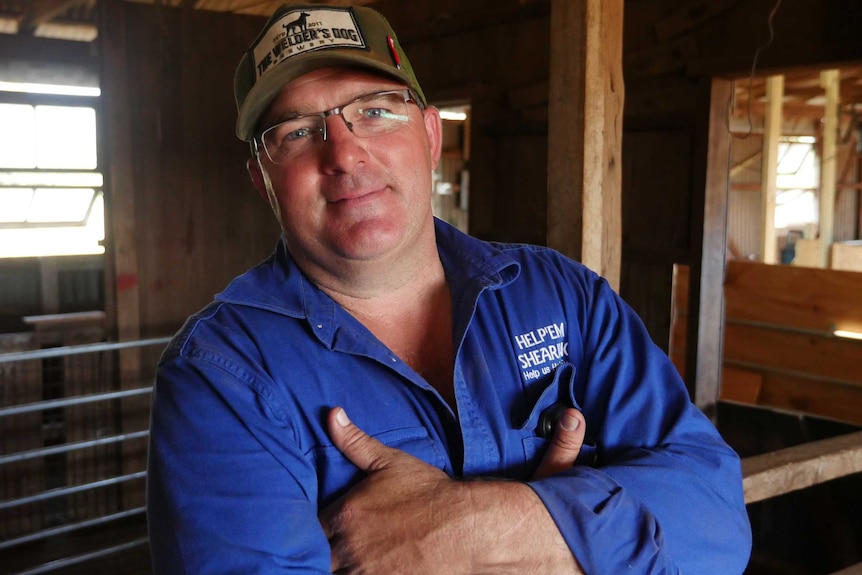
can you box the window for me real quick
[0,83,103,258]
[775,136,818,231]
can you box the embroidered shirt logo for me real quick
[252,8,366,80]
[513,322,569,381]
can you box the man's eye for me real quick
[285,127,313,140]
[361,107,388,119]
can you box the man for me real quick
[146,3,752,574]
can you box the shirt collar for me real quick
[214,218,521,345]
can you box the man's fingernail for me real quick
[560,413,579,431]
[335,408,351,427]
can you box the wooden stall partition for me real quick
[673,261,862,425]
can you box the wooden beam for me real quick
[742,430,862,504]
[394,2,550,45]
[685,78,732,417]
[99,1,141,348]
[730,149,761,178]
[0,33,96,65]
[18,0,80,33]
[547,0,623,290]
[820,69,840,268]
[653,0,744,42]
[760,75,782,264]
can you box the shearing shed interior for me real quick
[0,0,861,573]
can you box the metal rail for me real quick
[0,336,166,574]
[0,336,171,364]
[0,429,149,465]
[0,471,147,511]
[11,537,150,575]
[0,507,146,550]
[0,386,152,418]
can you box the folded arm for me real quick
[321,407,587,575]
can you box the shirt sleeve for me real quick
[526,274,752,575]
[147,347,331,575]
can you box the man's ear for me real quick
[422,106,443,172]
[246,157,269,201]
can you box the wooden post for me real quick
[547,0,624,290]
[99,0,144,509]
[760,75,783,264]
[820,69,840,268]
[686,78,733,418]
[100,1,141,349]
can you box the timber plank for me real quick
[723,323,862,385]
[721,366,763,404]
[742,430,862,504]
[724,261,862,333]
[832,242,862,272]
[757,372,862,427]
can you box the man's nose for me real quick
[320,113,368,169]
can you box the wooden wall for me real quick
[375,0,552,246]
[100,3,279,343]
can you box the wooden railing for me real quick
[672,261,862,425]
[741,429,862,574]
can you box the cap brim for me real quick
[236,49,418,141]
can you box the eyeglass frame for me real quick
[252,88,425,164]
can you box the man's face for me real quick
[250,67,442,276]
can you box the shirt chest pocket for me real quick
[515,362,598,476]
[309,426,448,505]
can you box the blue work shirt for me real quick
[147,218,751,574]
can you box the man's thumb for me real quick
[327,407,393,472]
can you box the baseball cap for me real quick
[234,3,426,141]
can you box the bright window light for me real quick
[775,189,818,229]
[0,171,102,187]
[0,196,105,257]
[0,188,33,222]
[440,110,467,121]
[0,93,103,258]
[0,81,100,97]
[29,188,95,222]
[0,104,37,168]
[833,329,862,341]
[773,138,819,230]
[36,106,98,169]
[777,141,818,189]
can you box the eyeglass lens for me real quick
[261,90,412,163]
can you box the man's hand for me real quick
[320,408,474,575]
[320,407,586,574]
[533,407,587,480]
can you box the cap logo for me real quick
[251,8,367,81]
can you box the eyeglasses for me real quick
[256,89,422,164]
